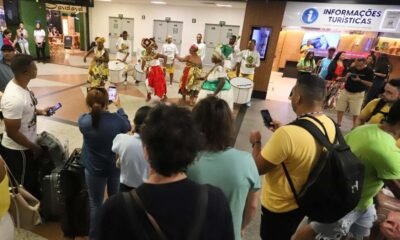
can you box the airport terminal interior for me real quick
[0,0,400,239]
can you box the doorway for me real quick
[108,17,134,54]
[204,24,240,65]
[153,20,183,52]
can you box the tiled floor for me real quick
[23,55,355,239]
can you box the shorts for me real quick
[311,205,377,240]
[164,64,175,74]
[240,73,254,81]
[336,90,365,115]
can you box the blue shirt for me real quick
[319,57,333,80]
[0,61,14,92]
[79,108,131,177]
[187,148,261,240]
[112,133,148,188]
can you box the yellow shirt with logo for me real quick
[359,98,400,147]
[260,115,336,213]
[0,173,10,218]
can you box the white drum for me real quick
[230,77,254,104]
[108,61,126,84]
[134,64,146,82]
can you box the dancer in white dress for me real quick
[197,49,234,110]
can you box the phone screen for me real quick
[48,102,62,115]
[260,109,273,127]
[108,87,117,102]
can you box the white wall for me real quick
[89,3,245,55]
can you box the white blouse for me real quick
[207,65,227,82]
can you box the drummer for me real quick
[237,39,260,81]
[83,37,110,88]
[237,39,260,107]
[116,31,132,63]
[196,48,233,110]
[116,31,133,85]
[162,36,179,86]
[141,38,168,102]
[222,35,240,79]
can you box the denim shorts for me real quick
[310,205,377,240]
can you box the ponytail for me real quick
[86,88,108,129]
[91,103,102,129]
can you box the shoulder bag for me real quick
[7,164,41,230]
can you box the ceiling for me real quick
[93,0,247,8]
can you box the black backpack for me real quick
[283,115,365,223]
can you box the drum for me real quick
[230,77,254,104]
[134,64,146,82]
[108,60,126,84]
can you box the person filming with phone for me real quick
[78,87,131,239]
[336,58,373,129]
[249,75,336,240]
[0,54,54,199]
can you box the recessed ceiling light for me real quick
[151,1,167,4]
[216,3,232,8]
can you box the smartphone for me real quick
[260,109,273,127]
[47,102,62,115]
[108,86,117,102]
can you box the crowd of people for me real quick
[84,32,260,107]
[0,28,398,240]
[2,22,47,62]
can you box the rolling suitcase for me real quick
[60,148,90,237]
[40,167,63,221]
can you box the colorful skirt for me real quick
[88,62,109,87]
[179,66,202,95]
[147,65,167,98]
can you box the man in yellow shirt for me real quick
[249,75,336,240]
[300,40,314,59]
[357,79,400,126]
[357,79,400,148]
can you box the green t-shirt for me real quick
[187,148,261,240]
[345,124,400,210]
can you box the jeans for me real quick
[85,169,119,240]
[35,43,46,62]
[18,39,30,55]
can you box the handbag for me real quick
[6,164,41,230]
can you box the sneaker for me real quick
[246,102,252,107]
[123,81,127,86]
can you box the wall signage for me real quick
[44,0,93,7]
[283,2,400,32]
[46,3,87,13]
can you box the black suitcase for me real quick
[40,167,63,221]
[60,148,90,237]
